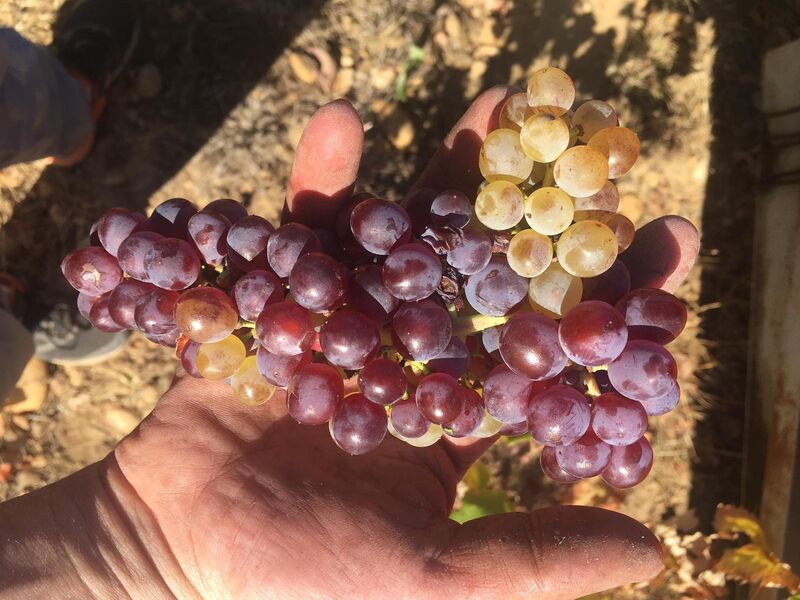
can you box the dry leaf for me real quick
[307,47,337,94]
[714,544,800,592]
[287,51,318,85]
[713,503,770,550]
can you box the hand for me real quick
[1,89,696,599]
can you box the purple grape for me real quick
[581,259,630,305]
[329,393,388,455]
[464,256,527,316]
[148,198,197,239]
[108,279,157,329]
[638,382,680,416]
[203,198,248,224]
[500,420,529,436]
[187,210,231,266]
[499,312,568,380]
[430,190,471,228]
[348,264,401,325]
[616,288,687,345]
[555,429,612,478]
[143,238,200,291]
[232,270,283,321]
[359,358,407,406]
[320,309,380,370]
[444,387,484,437]
[289,252,349,313]
[591,392,649,446]
[427,336,469,379]
[483,364,534,424]
[558,301,628,367]
[117,231,163,281]
[61,247,123,296]
[97,208,149,257]
[527,385,591,446]
[607,340,677,401]
[391,300,452,361]
[88,293,125,333]
[415,373,464,424]
[382,243,442,302]
[446,227,493,276]
[390,397,429,438]
[336,195,373,260]
[540,446,580,483]
[402,188,436,236]
[134,288,179,334]
[256,345,312,387]
[601,437,654,488]
[313,228,341,260]
[350,197,411,255]
[179,340,203,378]
[226,215,274,271]
[287,363,344,425]
[77,293,99,320]
[256,301,315,356]
[146,327,180,348]
[267,223,322,278]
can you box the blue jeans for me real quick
[0,28,92,168]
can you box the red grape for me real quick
[591,392,648,446]
[256,345,311,387]
[499,312,568,380]
[97,208,149,257]
[148,198,197,239]
[350,197,411,255]
[203,198,248,224]
[287,363,343,425]
[267,223,322,278]
[444,387,484,437]
[179,340,203,378]
[464,256,527,316]
[143,238,200,290]
[607,340,677,401]
[415,372,464,424]
[348,264,401,325]
[616,288,687,345]
[320,309,380,370]
[61,247,123,296]
[390,397,429,438]
[329,393,388,455]
[382,243,442,302]
[527,385,591,446]
[483,364,534,424]
[581,259,630,305]
[88,293,125,333]
[226,215,274,271]
[540,446,580,482]
[427,336,469,379]
[232,270,283,322]
[430,190,471,228]
[446,227,493,276]
[174,287,239,343]
[558,301,628,367]
[358,358,406,406]
[555,429,612,478]
[638,382,680,416]
[391,300,452,361]
[77,293,100,320]
[402,188,436,236]
[187,210,230,266]
[289,252,349,313]
[117,231,163,281]
[108,279,157,329]
[500,420,529,436]
[146,327,180,348]
[134,288,179,334]
[256,301,315,356]
[601,436,654,488]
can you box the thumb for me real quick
[433,506,662,599]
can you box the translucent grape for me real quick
[134,288,179,334]
[232,270,283,322]
[573,210,635,252]
[108,279,157,329]
[601,436,654,488]
[231,356,276,406]
[117,232,163,281]
[382,243,442,302]
[256,345,311,388]
[148,198,197,239]
[615,288,688,345]
[558,301,628,366]
[187,210,230,266]
[427,336,469,379]
[572,100,618,142]
[526,67,575,117]
[527,385,591,446]
[573,180,620,212]
[430,190,471,228]
[498,92,533,131]
[226,215,274,272]
[97,208,149,257]
[471,410,505,438]
[556,220,618,278]
[348,264,401,325]
[196,335,246,380]
[266,223,322,278]
[607,340,678,401]
[358,358,406,406]
[581,259,631,305]
[519,114,570,162]
[540,446,580,482]
[202,198,248,224]
[446,227,493,276]
[483,364,533,424]
[287,363,344,425]
[350,197,411,255]
[524,187,574,235]
[61,247,123,296]
[587,126,640,179]
[638,381,680,416]
[388,420,443,447]
[475,180,525,231]
[464,256,528,317]
[553,146,609,197]
[329,393,388,455]
[499,312,568,380]
[256,301,315,356]
[391,300,451,361]
[528,261,583,318]
[289,252,349,313]
[389,397,429,438]
[415,373,465,424]
[591,392,649,446]
[506,230,553,278]
[320,308,380,370]
[555,429,612,477]
[175,287,239,343]
[143,238,200,291]
[478,128,533,184]
[444,387,484,437]
[88,293,125,333]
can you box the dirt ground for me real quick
[1,0,797,597]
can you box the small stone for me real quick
[104,407,140,436]
[14,469,43,490]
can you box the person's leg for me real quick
[0,308,35,403]
[0,27,93,169]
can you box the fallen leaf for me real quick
[288,51,318,85]
[714,544,800,592]
[714,504,770,550]
[307,47,337,94]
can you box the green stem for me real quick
[542,163,555,187]
[452,314,510,338]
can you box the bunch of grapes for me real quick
[60,66,688,489]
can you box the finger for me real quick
[440,435,498,477]
[413,85,518,195]
[434,505,663,600]
[283,99,364,228]
[620,215,700,293]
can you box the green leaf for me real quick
[394,44,426,103]
[450,462,512,524]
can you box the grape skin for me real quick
[573,210,635,252]
[134,288,179,334]
[196,335,247,380]
[187,210,231,266]
[601,436,654,488]
[256,345,312,388]
[572,100,618,142]
[287,363,344,425]
[475,180,525,231]
[232,270,284,322]
[615,288,688,345]
[231,356,276,406]
[555,429,612,478]
[464,256,528,317]
[358,358,407,406]
[498,92,533,131]
[289,252,349,313]
[382,243,442,302]
[108,279,157,330]
[525,187,574,236]
[267,223,322,277]
[175,287,240,343]
[446,227,493,276]
[607,340,678,401]
[319,309,380,370]
[390,397,430,438]
[226,215,274,271]
[483,364,534,424]
[573,180,620,212]
[348,264,401,325]
[499,312,568,380]
[581,259,630,305]
[527,384,591,446]
[638,382,680,416]
[391,300,452,361]
[479,129,533,184]
[556,220,618,278]
[591,392,648,446]
[427,336,470,379]
[148,198,197,240]
[61,247,123,296]
[528,261,583,318]
[444,387,484,437]
[97,208,150,257]
[540,446,580,482]
[553,146,609,198]
[329,393,388,455]
[203,198,248,224]
[587,126,640,179]
[88,293,125,333]
[143,238,201,291]
[415,373,465,424]
[256,301,316,356]
[526,67,575,117]
[430,190,471,228]
[350,197,411,255]
[519,114,570,163]
[506,229,553,278]
[117,232,163,281]
[558,301,628,367]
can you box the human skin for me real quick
[0,88,697,599]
